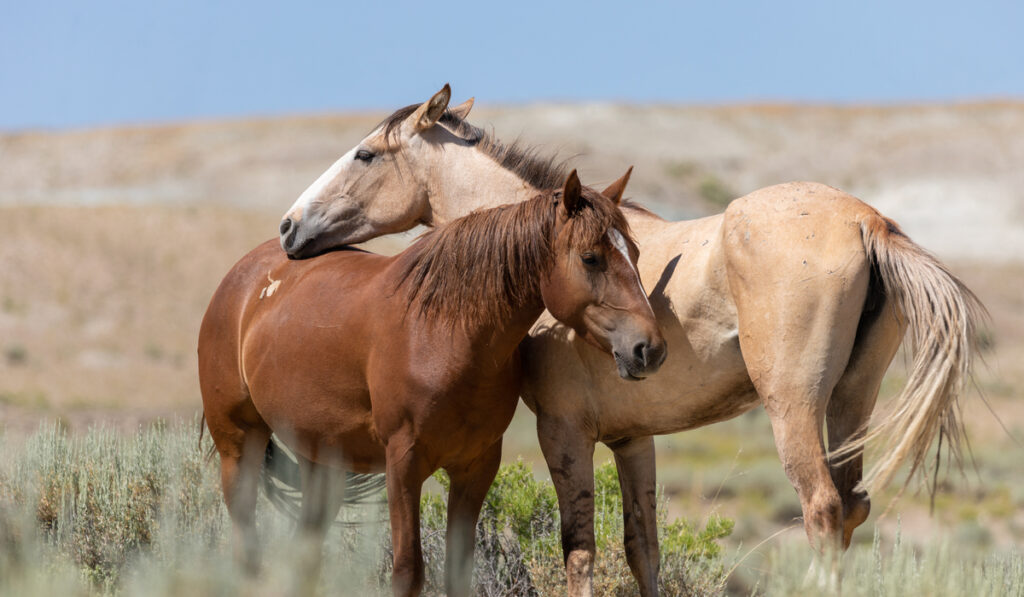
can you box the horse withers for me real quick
[198,171,665,596]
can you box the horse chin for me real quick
[284,213,375,258]
[614,356,647,382]
[286,227,363,259]
[285,235,319,259]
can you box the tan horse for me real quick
[200,170,664,597]
[279,86,985,596]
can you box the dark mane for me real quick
[378,105,569,191]
[397,188,632,328]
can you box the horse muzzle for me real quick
[612,337,667,381]
[280,217,321,259]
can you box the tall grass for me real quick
[752,529,1024,596]
[3,421,1019,596]
[0,421,730,596]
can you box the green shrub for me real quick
[697,176,735,209]
[420,460,732,596]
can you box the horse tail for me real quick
[834,213,988,496]
[197,413,217,462]
[261,436,387,522]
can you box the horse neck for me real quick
[393,193,556,366]
[424,143,542,226]
[390,257,546,375]
[467,303,546,371]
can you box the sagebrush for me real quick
[0,421,731,595]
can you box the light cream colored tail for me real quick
[836,214,987,496]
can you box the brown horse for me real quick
[278,86,986,595]
[198,170,665,596]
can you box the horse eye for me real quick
[581,253,599,266]
[355,149,374,162]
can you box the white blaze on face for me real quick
[608,228,654,314]
[284,146,357,221]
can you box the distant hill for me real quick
[3,102,1023,261]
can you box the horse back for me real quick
[720,181,876,299]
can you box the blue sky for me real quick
[2,0,1022,130]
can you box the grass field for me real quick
[1,423,1021,596]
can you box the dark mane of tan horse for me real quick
[379,104,569,190]
[398,188,633,327]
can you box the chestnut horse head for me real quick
[540,169,666,378]
[280,84,571,258]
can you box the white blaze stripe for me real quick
[608,229,654,314]
[285,146,356,219]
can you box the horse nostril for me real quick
[279,218,292,236]
[647,342,667,370]
[633,342,647,365]
[282,227,298,252]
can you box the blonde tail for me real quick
[834,214,987,495]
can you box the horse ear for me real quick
[601,166,633,205]
[561,170,582,217]
[410,84,451,132]
[449,97,474,120]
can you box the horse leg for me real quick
[444,440,503,597]
[747,331,860,588]
[294,456,347,594]
[826,301,903,548]
[385,437,432,597]
[725,215,870,586]
[763,392,844,583]
[735,302,866,586]
[538,415,597,597]
[208,412,271,574]
[609,436,660,597]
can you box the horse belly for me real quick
[242,298,385,470]
[593,214,760,438]
[591,332,759,439]
[257,393,385,471]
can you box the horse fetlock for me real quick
[232,526,261,576]
[565,549,595,597]
[391,559,425,597]
[803,492,844,551]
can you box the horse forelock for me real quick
[558,187,635,253]
[397,188,629,329]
